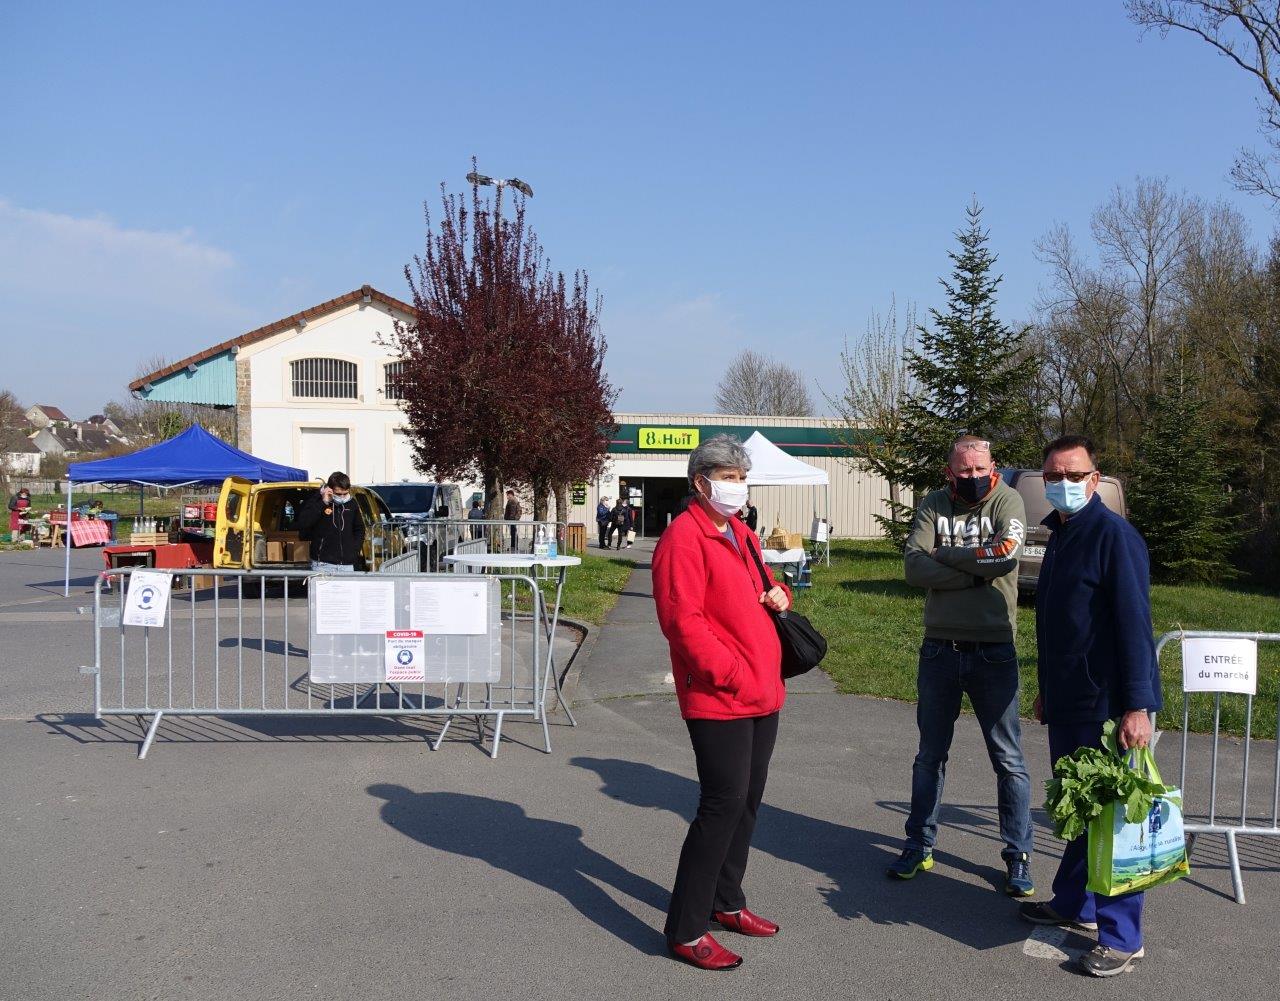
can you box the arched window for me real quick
[290,358,358,399]
[383,361,407,400]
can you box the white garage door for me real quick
[390,429,421,481]
[299,428,350,479]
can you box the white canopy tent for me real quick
[741,431,830,565]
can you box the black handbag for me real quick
[746,534,827,680]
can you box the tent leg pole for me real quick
[64,478,72,597]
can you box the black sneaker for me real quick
[1078,944,1144,977]
[1004,853,1034,897]
[886,848,934,879]
[1018,901,1098,932]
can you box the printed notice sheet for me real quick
[123,571,173,628]
[409,580,488,635]
[385,630,426,683]
[314,579,397,635]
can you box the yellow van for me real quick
[212,477,405,571]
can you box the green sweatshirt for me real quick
[903,480,1026,643]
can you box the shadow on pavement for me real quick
[368,785,669,955]
[571,757,1030,951]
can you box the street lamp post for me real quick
[466,171,533,216]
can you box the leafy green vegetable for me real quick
[1043,721,1171,842]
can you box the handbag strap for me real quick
[743,530,774,599]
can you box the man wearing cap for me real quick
[890,434,1034,897]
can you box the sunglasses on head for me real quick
[954,440,991,454]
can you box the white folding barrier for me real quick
[86,567,555,760]
[1157,630,1280,904]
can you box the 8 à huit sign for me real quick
[638,427,700,450]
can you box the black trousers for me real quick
[665,711,779,943]
[597,522,609,548]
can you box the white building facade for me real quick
[132,287,430,485]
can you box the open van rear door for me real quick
[213,477,253,568]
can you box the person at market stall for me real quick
[503,489,522,552]
[8,487,32,539]
[651,434,791,971]
[1020,434,1162,978]
[892,433,1034,896]
[743,498,758,533]
[297,471,364,572]
[467,498,486,540]
[595,496,611,549]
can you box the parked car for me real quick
[365,482,466,571]
[1000,468,1128,594]
[212,477,404,573]
[365,482,464,524]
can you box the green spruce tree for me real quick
[1129,368,1239,584]
[902,200,1042,493]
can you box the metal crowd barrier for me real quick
[401,519,566,571]
[1157,630,1280,904]
[86,567,552,761]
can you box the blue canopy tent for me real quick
[63,425,307,595]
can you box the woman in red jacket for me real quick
[651,434,791,970]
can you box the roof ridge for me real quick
[129,285,416,391]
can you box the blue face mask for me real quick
[1044,479,1090,515]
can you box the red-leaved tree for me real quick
[389,170,615,521]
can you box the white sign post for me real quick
[123,571,173,628]
[385,629,426,683]
[1182,637,1258,696]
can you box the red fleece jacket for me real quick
[652,502,790,721]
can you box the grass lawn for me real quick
[796,540,1280,737]
[541,550,634,626]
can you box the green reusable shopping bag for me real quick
[1086,746,1190,895]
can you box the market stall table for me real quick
[762,546,810,589]
[442,553,581,725]
[46,515,111,548]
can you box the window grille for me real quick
[290,358,357,399]
[383,361,407,400]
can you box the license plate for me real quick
[1023,545,1046,558]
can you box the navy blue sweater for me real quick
[1034,493,1163,724]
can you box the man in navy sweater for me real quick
[1020,435,1162,978]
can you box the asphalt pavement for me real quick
[0,545,1276,1001]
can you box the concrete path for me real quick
[1,547,1275,1000]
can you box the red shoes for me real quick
[668,933,743,970]
[712,908,780,937]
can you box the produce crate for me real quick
[126,532,169,547]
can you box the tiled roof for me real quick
[32,405,69,420]
[129,285,416,391]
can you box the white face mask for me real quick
[699,476,749,517]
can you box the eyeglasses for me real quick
[1043,470,1096,483]
[954,440,991,454]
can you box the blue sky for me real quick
[2,0,1276,417]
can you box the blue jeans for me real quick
[905,639,1033,860]
[1047,720,1145,952]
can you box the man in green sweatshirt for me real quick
[887,434,1034,898]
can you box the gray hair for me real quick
[687,434,751,488]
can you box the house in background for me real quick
[84,414,124,436]
[1,433,42,476]
[25,405,69,429]
[30,425,116,462]
[130,285,424,483]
